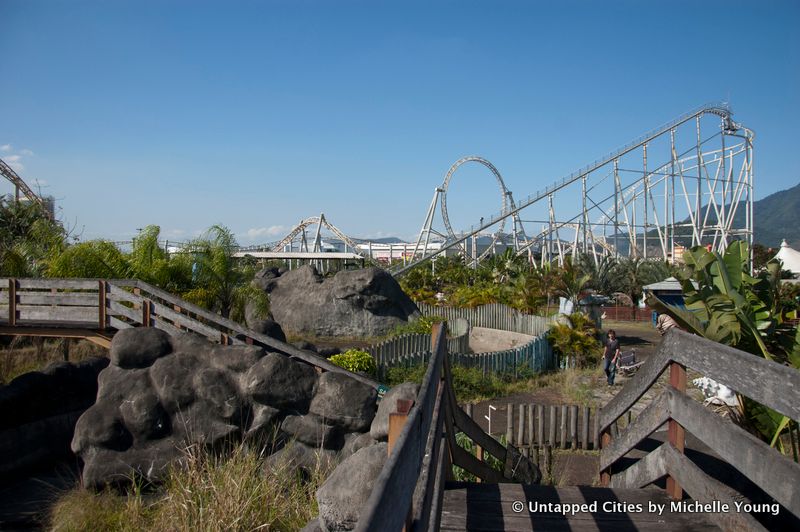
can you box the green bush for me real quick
[389,315,445,336]
[386,363,510,403]
[329,349,377,376]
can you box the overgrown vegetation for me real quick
[399,248,672,314]
[389,314,445,336]
[49,441,330,532]
[0,200,268,324]
[329,349,377,376]
[648,241,800,454]
[547,312,601,368]
[0,338,106,385]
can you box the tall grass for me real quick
[0,337,106,385]
[50,441,332,532]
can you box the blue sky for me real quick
[1,0,798,245]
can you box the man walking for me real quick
[603,329,621,386]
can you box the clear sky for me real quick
[1,0,798,245]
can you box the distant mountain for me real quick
[751,182,800,248]
[609,182,800,253]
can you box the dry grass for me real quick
[518,367,600,406]
[49,441,332,532]
[0,337,107,385]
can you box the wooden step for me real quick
[441,482,720,531]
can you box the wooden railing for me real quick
[355,323,538,531]
[0,278,375,387]
[599,328,800,531]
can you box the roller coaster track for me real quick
[391,102,752,276]
[0,157,51,218]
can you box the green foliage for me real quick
[546,312,601,368]
[49,440,329,531]
[329,349,377,376]
[0,197,67,276]
[389,315,444,336]
[182,225,269,321]
[648,241,800,450]
[386,363,517,403]
[451,432,506,482]
[47,240,131,278]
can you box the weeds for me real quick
[49,440,331,532]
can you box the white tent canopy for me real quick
[774,239,800,276]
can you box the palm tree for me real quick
[0,198,66,276]
[183,225,268,320]
[554,257,591,306]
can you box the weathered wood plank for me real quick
[600,390,670,471]
[108,316,133,330]
[15,305,97,322]
[355,324,446,531]
[669,329,800,423]
[17,278,99,290]
[150,301,221,340]
[560,405,568,449]
[411,383,445,532]
[669,389,800,516]
[107,284,143,304]
[441,483,720,531]
[581,406,590,450]
[610,443,669,489]
[599,346,669,432]
[536,404,544,447]
[151,316,183,337]
[107,299,141,324]
[662,444,767,532]
[548,405,557,447]
[15,292,98,306]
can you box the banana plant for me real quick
[647,241,799,454]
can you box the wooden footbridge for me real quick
[2,279,799,530]
[0,277,375,386]
[359,325,800,531]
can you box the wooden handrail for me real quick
[599,328,800,526]
[600,329,800,432]
[0,277,377,387]
[356,322,540,531]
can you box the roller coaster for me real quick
[393,102,754,274]
[3,103,754,275]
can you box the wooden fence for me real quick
[417,302,553,336]
[372,333,555,380]
[464,402,615,452]
[599,328,800,531]
[601,305,655,322]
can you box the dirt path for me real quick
[468,327,533,353]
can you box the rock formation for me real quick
[0,356,108,479]
[253,265,421,338]
[71,328,380,489]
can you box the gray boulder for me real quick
[71,328,379,490]
[243,353,318,412]
[265,441,337,477]
[340,432,377,460]
[260,265,420,338]
[309,372,377,432]
[316,442,388,531]
[281,414,342,450]
[110,328,172,368]
[369,382,419,441]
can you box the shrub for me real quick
[329,349,377,376]
[50,441,329,531]
[386,363,510,403]
[389,315,445,336]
